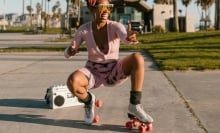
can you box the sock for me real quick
[130,91,142,105]
[80,92,92,105]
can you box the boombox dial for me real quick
[54,95,65,107]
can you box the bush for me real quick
[152,25,165,33]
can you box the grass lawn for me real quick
[122,31,220,70]
[1,31,220,71]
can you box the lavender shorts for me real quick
[78,60,128,89]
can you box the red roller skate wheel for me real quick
[146,123,153,131]
[139,125,146,133]
[125,121,133,130]
[133,119,140,127]
[95,100,102,107]
[93,115,100,123]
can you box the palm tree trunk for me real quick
[23,0,25,15]
[66,0,70,31]
[215,0,220,30]
[44,0,47,30]
[30,0,32,26]
[78,0,80,23]
[173,0,179,32]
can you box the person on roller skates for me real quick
[64,0,154,125]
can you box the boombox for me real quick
[44,85,83,109]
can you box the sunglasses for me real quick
[94,4,114,12]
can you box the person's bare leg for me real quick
[66,71,96,125]
[121,52,145,91]
[122,52,153,123]
[66,70,89,100]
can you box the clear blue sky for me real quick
[0,0,215,26]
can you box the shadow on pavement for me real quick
[0,113,130,132]
[0,98,48,109]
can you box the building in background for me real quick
[153,4,195,32]
[1,0,196,32]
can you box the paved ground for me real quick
[0,33,219,133]
[0,33,68,48]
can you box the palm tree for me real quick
[66,0,81,30]
[23,0,25,15]
[215,0,220,30]
[181,0,192,16]
[196,0,215,30]
[2,0,6,30]
[181,0,192,32]
[26,5,33,26]
[52,1,61,27]
[66,0,70,30]
[173,0,179,32]
[71,0,81,22]
[36,2,42,27]
[154,0,173,4]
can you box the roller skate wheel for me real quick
[95,100,102,107]
[138,125,146,133]
[146,123,153,131]
[125,121,133,130]
[93,115,100,123]
[133,119,140,127]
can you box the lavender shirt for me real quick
[64,20,134,63]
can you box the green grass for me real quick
[136,31,220,70]
[0,26,31,33]
[1,31,220,71]
[43,28,62,34]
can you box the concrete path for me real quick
[0,33,219,133]
[0,33,68,48]
[0,51,217,133]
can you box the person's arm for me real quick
[64,28,83,58]
[116,22,139,45]
[126,22,139,44]
[64,41,78,58]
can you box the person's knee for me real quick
[66,71,82,94]
[132,53,144,66]
[67,71,89,95]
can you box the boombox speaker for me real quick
[45,84,83,109]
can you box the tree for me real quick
[215,0,220,30]
[173,0,179,32]
[66,0,70,30]
[181,0,192,16]
[154,0,173,4]
[196,0,215,30]
[36,2,42,27]
[26,5,33,26]
[51,1,61,27]
[66,0,82,30]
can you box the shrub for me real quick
[152,25,165,33]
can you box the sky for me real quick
[0,0,216,26]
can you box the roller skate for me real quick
[84,93,102,125]
[125,104,153,133]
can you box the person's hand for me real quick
[126,23,139,44]
[68,41,78,56]
[88,0,97,6]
